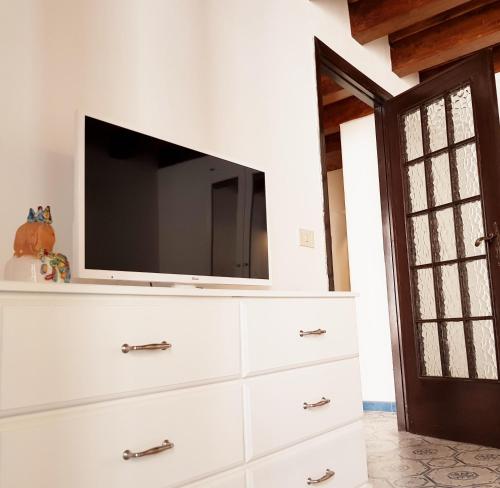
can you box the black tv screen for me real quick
[84,116,269,280]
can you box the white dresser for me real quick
[0,282,368,488]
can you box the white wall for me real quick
[0,0,417,289]
[341,115,395,402]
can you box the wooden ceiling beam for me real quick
[390,1,500,76]
[320,75,341,97]
[323,96,374,136]
[390,0,498,43]
[323,87,351,106]
[324,133,342,172]
[348,0,472,45]
[419,44,500,81]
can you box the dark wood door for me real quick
[384,51,500,446]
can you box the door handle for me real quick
[476,222,500,267]
[307,469,335,484]
[475,233,497,247]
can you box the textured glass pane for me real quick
[434,208,457,261]
[441,264,462,318]
[425,98,447,152]
[446,322,469,378]
[430,152,452,206]
[406,163,427,212]
[466,259,492,317]
[450,85,475,143]
[459,201,485,257]
[473,320,498,380]
[410,215,432,265]
[455,143,480,199]
[403,109,424,161]
[420,322,443,377]
[415,268,436,320]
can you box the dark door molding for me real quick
[314,37,407,430]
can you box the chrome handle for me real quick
[303,397,331,410]
[121,341,171,353]
[307,469,335,485]
[300,329,326,337]
[123,439,174,460]
[475,232,497,247]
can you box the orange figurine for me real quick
[4,206,71,283]
[13,206,55,257]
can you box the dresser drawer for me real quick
[0,383,244,488]
[0,299,240,410]
[241,298,357,375]
[245,359,362,459]
[184,471,246,488]
[248,422,367,488]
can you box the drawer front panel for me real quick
[0,383,244,488]
[248,422,367,488]
[184,471,246,488]
[242,299,357,375]
[0,299,240,410]
[245,359,363,459]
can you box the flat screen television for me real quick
[75,115,270,286]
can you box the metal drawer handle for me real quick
[121,341,171,353]
[307,469,335,484]
[123,439,174,460]
[300,329,326,337]
[475,232,497,247]
[303,397,331,410]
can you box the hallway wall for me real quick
[341,115,395,403]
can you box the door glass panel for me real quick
[450,85,475,143]
[472,320,498,379]
[446,322,469,378]
[407,163,427,212]
[420,322,443,377]
[403,109,424,161]
[459,201,485,257]
[401,82,497,382]
[466,259,492,316]
[425,98,447,152]
[410,215,432,265]
[415,268,436,320]
[455,143,480,199]
[434,208,457,261]
[430,152,452,206]
[441,264,462,318]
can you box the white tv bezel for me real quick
[74,112,272,287]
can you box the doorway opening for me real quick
[314,38,405,429]
[318,72,374,292]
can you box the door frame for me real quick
[314,37,406,429]
[316,37,500,432]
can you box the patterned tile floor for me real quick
[363,412,500,488]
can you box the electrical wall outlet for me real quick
[299,228,315,248]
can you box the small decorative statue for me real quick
[4,206,71,283]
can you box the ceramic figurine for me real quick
[4,206,71,283]
[27,208,36,223]
[39,249,71,283]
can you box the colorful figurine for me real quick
[42,206,52,224]
[39,250,71,283]
[34,206,44,222]
[27,208,36,223]
[4,205,71,283]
